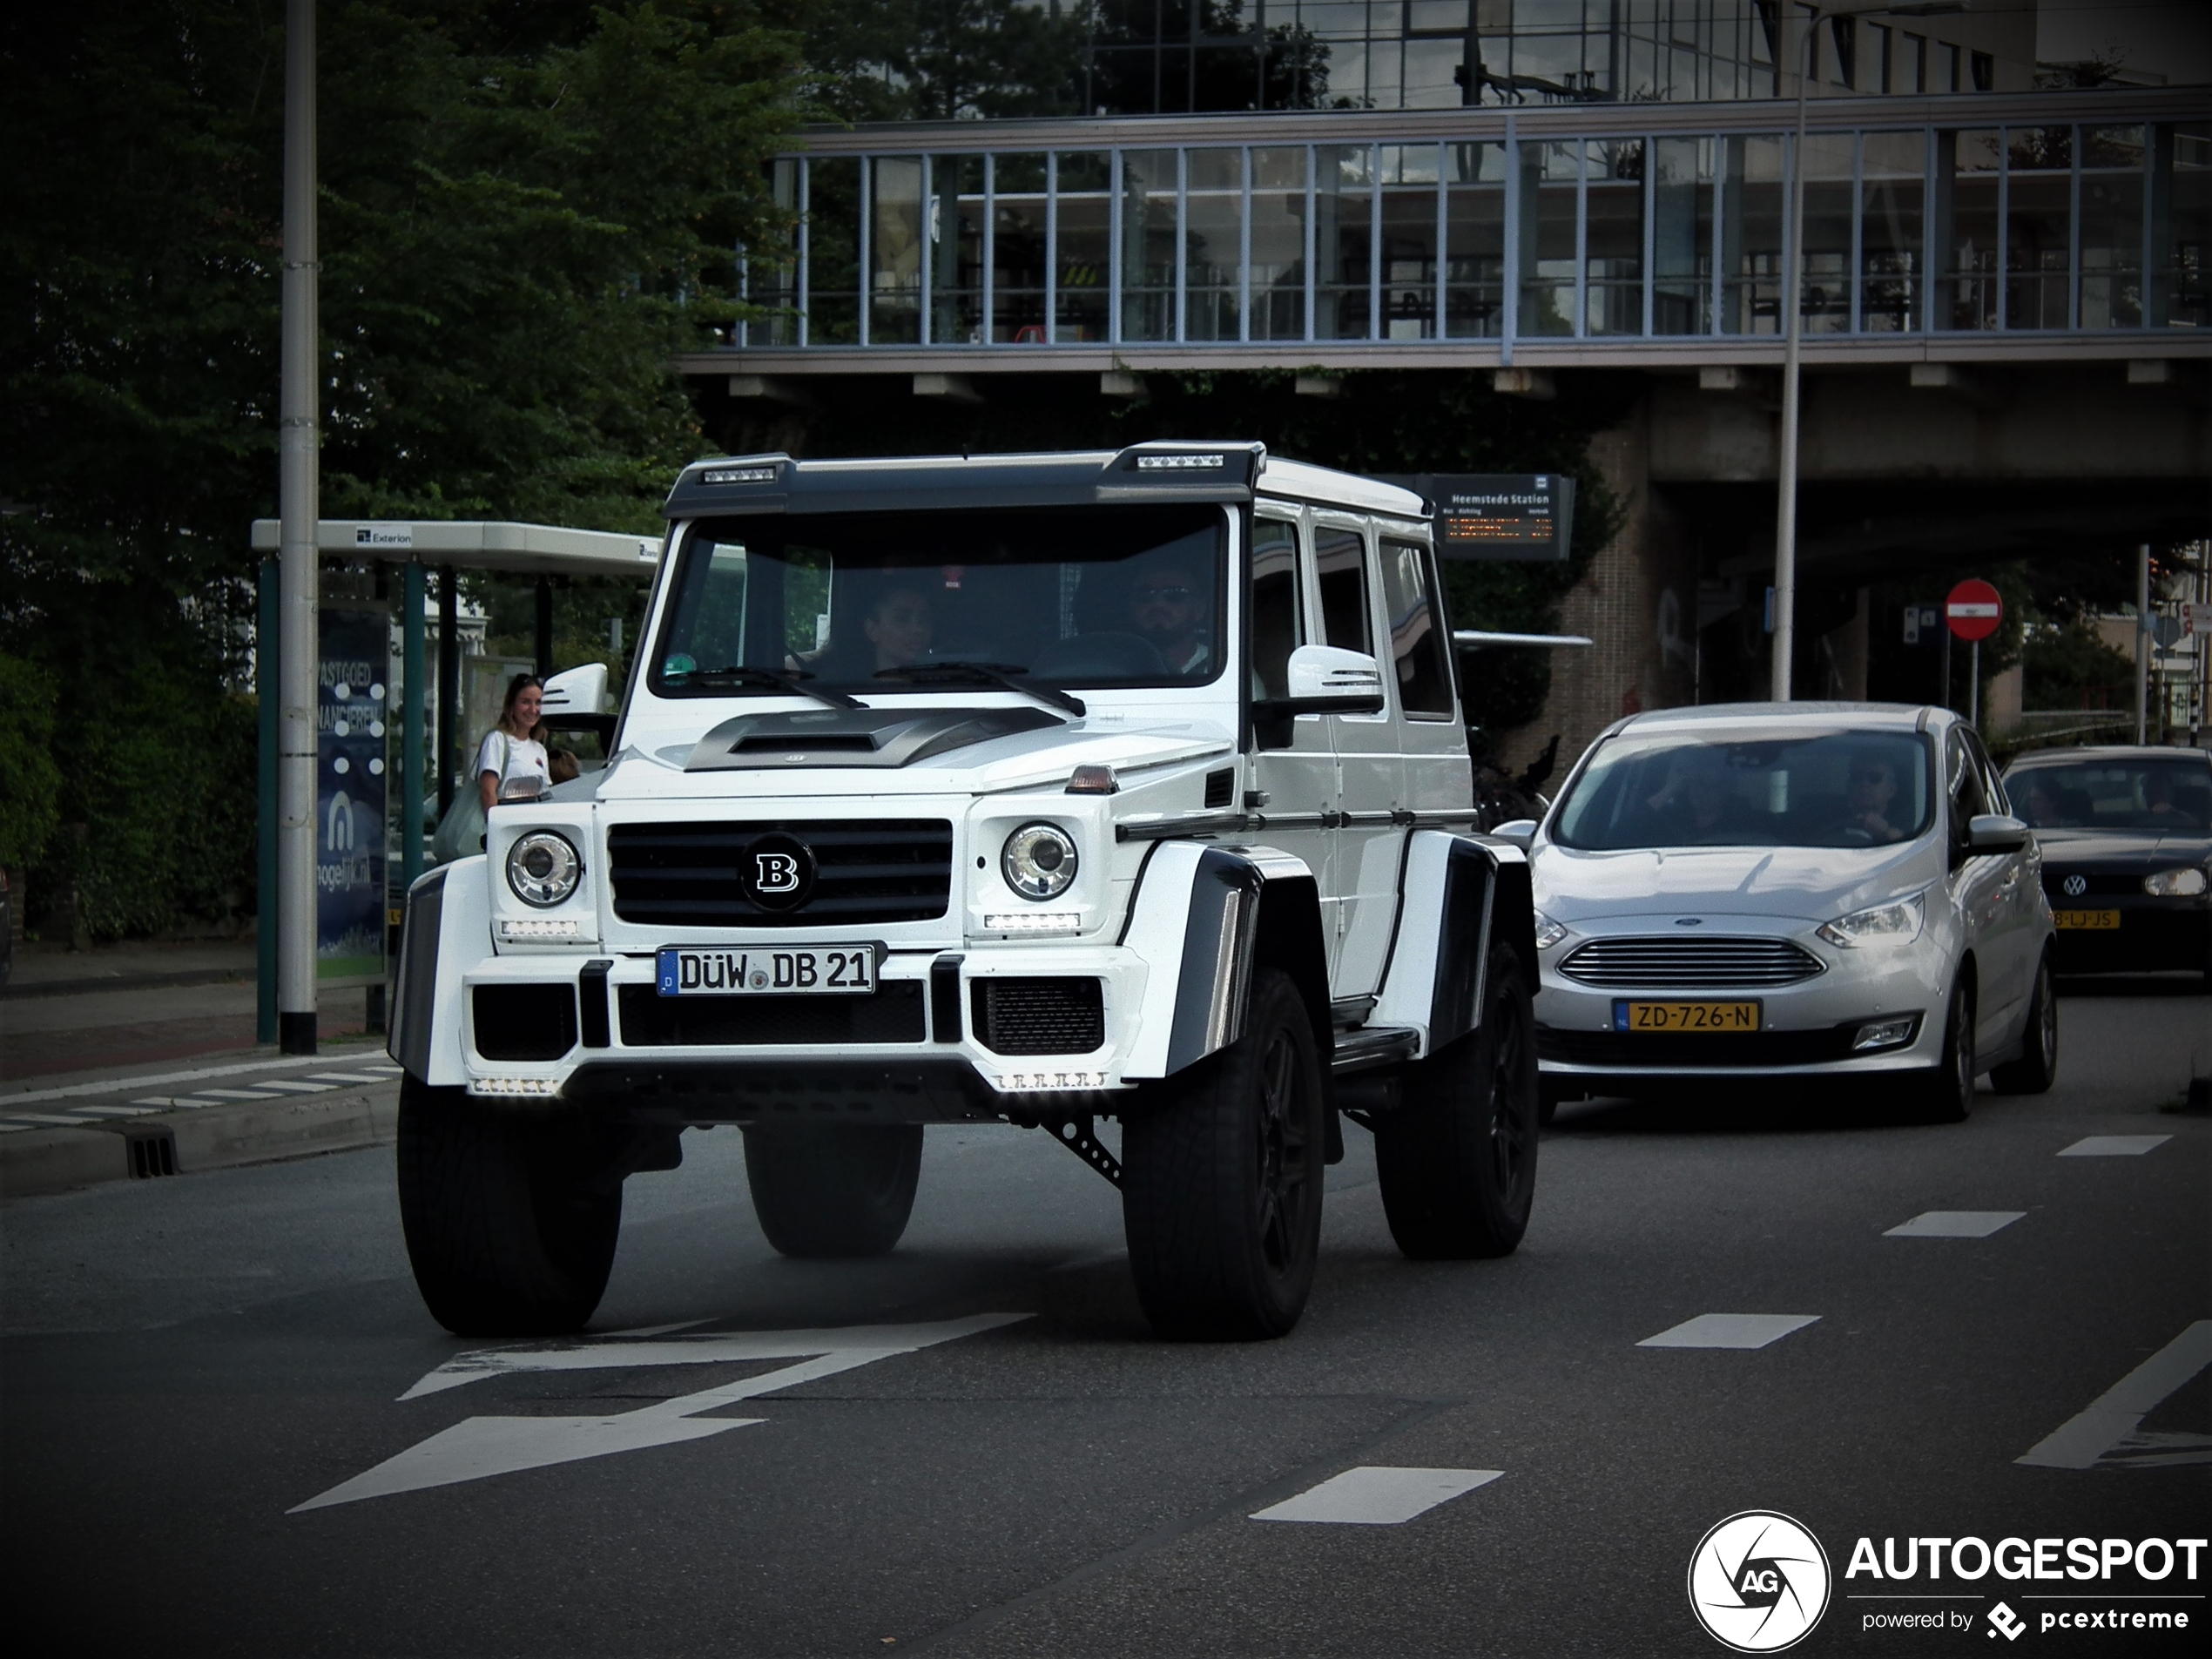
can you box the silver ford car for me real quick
[1521,703,2058,1121]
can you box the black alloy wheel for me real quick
[1375,943,1541,1259]
[1121,968,1326,1341]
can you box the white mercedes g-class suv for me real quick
[390,442,1539,1342]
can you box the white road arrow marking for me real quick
[292,1313,1028,1512]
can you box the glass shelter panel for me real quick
[1379,144,1440,340]
[931,156,986,346]
[1653,135,1714,335]
[2079,126,2143,329]
[1585,137,1645,336]
[1445,141,1506,338]
[1859,131,1924,333]
[1055,152,1113,342]
[869,156,925,346]
[1317,145,1375,341]
[1250,147,1309,341]
[993,153,1049,344]
[1518,140,1579,337]
[2006,126,2073,330]
[1939,129,2001,330]
[1122,149,1178,342]
[807,157,861,345]
[1719,134,1785,334]
[2152,123,2211,329]
[1185,148,1244,342]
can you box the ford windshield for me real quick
[1553,729,1937,850]
[650,504,1229,699]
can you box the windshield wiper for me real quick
[667,664,862,711]
[873,661,1085,718]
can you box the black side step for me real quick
[1330,1026,1420,1074]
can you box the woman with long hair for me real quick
[476,673,550,810]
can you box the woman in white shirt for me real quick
[476,674,551,810]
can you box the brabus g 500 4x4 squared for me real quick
[388,443,1541,1341]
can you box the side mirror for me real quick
[540,662,611,715]
[1252,646,1387,749]
[1966,813,2028,854]
[1487,818,1538,851]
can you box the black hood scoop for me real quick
[684,705,1064,772]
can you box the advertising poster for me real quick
[316,606,389,985]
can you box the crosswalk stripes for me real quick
[0,1061,403,1136]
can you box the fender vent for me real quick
[1204,768,1234,808]
[972,978,1105,1055]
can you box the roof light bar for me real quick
[700,464,780,486]
[1135,454,1224,470]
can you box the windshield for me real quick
[1552,729,1936,850]
[650,505,1228,698]
[2007,758,2212,833]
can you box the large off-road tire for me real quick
[1990,951,2059,1095]
[1121,968,1325,1341]
[1912,978,1977,1123]
[742,1124,923,1258]
[396,1076,623,1337]
[1375,943,1541,1259]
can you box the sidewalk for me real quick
[3,938,258,999]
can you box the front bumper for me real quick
[1533,919,1946,1085]
[456,944,1147,1121]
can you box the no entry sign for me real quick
[1946,578,2003,642]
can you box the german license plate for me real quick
[656,946,876,997]
[1614,1000,1762,1033]
[2052,909,2120,930]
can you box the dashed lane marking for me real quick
[2016,1321,2212,1470]
[1639,1314,1821,1350]
[1251,1467,1503,1526]
[2058,1135,2172,1157]
[64,1104,166,1118]
[1885,1211,2026,1238]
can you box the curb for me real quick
[0,1087,399,1200]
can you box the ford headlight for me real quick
[1533,910,1568,950]
[2142,867,2208,898]
[1001,822,1078,900]
[506,830,583,908]
[1817,892,1925,948]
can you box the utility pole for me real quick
[277,0,320,1055]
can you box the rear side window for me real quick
[1250,517,1303,699]
[1314,527,1372,656]
[1379,538,1453,717]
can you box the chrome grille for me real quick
[1558,935,1825,989]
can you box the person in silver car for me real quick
[1521,703,2059,1123]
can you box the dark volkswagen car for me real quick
[2003,745,2212,982]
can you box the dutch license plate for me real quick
[2052,909,2121,930]
[1614,1000,1763,1033]
[656,946,876,997]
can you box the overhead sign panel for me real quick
[1377,474,1575,562]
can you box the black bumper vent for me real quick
[972,978,1105,1055]
[607,819,954,927]
[473,984,579,1061]
[1536,1023,1861,1069]
[617,983,926,1047]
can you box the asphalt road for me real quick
[3,980,2205,1658]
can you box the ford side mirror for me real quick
[1253,645,1387,748]
[1488,818,1539,851]
[1966,813,2028,854]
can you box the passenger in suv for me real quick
[389,444,1541,1342]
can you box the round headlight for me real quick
[506,831,583,908]
[2142,867,2209,898]
[1001,822,1078,900]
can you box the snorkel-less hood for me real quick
[1532,838,1934,925]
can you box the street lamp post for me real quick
[277,0,320,1053]
[1770,3,1961,703]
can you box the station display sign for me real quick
[1377,474,1576,562]
[317,606,390,987]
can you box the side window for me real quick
[1947,730,1988,846]
[1250,517,1304,698]
[1963,728,2007,815]
[1379,538,1454,717]
[1314,526,1372,657]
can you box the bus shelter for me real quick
[247,520,663,1041]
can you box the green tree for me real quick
[0,656,64,871]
